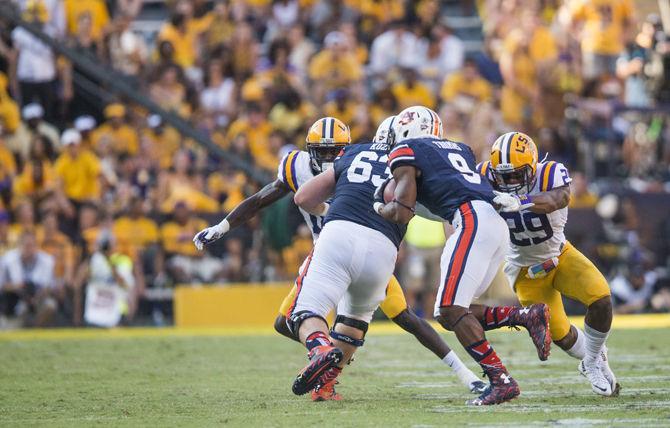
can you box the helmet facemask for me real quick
[307,143,345,173]
[492,164,535,195]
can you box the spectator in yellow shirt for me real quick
[157,11,201,69]
[268,88,315,142]
[207,169,246,214]
[569,172,600,208]
[149,65,189,116]
[156,150,219,214]
[8,199,43,245]
[570,0,635,79]
[92,104,139,156]
[440,58,493,109]
[160,201,224,284]
[64,0,110,41]
[41,210,75,289]
[254,130,285,172]
[0,134,17,208]
[349,0,404,26]
[392,67,436,110]
[282,224,314,277]
[142,115,181,170]
[323,89,356,124]
[227,103,274,164]
[369,88,399,127]
[113,197,160,260]
[323,89,365,141]
[500,36,541,128]
[308,31,363,103]
[13,136,56,203]
[0,72,20,134]
[54,129,101,203]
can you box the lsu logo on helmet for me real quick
[489,132,538,195]
[306,117,351,172]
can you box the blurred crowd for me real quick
[0,0,668,327]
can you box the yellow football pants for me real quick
[514,242,611,341]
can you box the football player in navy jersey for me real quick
[375,106,552,406]
[194,116,486,400]
[288,125,405,396]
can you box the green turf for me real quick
[1,328,669,427]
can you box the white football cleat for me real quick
[599,346,620,396]
[579,357,613,396]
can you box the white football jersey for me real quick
[277,150,324,241]
[480,160,572,266]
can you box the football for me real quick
[384,178,396,203]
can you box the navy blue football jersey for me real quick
[327,142,406,248]
[388,138,495,222]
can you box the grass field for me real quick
[1,323,669,427]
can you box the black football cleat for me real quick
[292,345,343,395]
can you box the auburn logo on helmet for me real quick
[398,111,416,125]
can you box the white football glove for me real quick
[493,191,534,212]
[193,219,230,251]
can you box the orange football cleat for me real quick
[311,378,343,402]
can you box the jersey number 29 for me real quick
[503,212,553,246]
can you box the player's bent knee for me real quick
[287,310,328,336]
[274,314,295,339]
[391,308,414,330]
[436,306,469,331]
[330,315,369,347]
[588,295,612,315]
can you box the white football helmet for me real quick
[373,115,396,146]
[393,106,443,144]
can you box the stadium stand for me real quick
[0,0,668,328]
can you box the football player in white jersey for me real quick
[194,116,485,400]
[481,131,619,396]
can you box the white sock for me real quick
[565,327,586,360]
[443,350,480,387]
[584,323,608,363]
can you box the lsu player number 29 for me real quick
[482,131,619,397]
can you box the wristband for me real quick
[518,194,533,205]
[218,219,231,234]
[373,202,384,215]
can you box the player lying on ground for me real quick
[375,105,551,406]
[193,116,485,401]
[480,131,618,396]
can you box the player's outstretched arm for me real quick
[294,168,335,216]
[377,165,417,224]
[528,185,570,214]
[193,179,289,250]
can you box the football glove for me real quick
[493,191,534,212]
[193,219,230,251]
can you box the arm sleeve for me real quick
[388,144,417,172]
[539,161,572,192]
[277,150,300,192]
